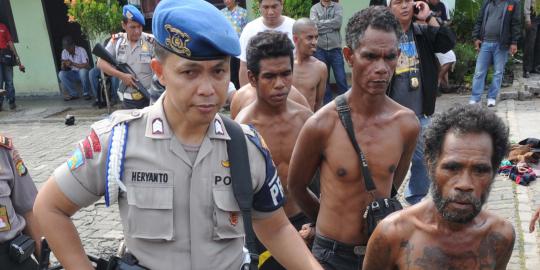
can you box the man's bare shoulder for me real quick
[301,102,339,137]
[385,97,420,134]
[288,100,313,122]
[311,56,327,72]
[482,210,516,242]
[231,84,257,119]
[235,102,257,124]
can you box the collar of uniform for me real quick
[145,94,173,139]
[207,114,231,141]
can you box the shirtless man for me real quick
[230,83,309,119]
[288,7,420,270]
[363,105,515,270]
[236,30,313,270]
[292,18,327,111]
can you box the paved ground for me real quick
[1,74,540,268]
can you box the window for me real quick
[0,0,18,42]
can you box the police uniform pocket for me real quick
[139,53,151,64]
[126,185,174,240]
[212,188,245,240]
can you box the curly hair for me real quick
[345,5,401,50]
[424,104,510,175]
[246,30,294,78]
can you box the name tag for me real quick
[125,169,172,186]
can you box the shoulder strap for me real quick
[335,95,397,197]
[221,116,259,270]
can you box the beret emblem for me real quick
[165,24,191,57]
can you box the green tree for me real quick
[251,0,312,19]
[65,0,123,41]
[450,0,482,42]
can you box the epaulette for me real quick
[91,109,143,136]
[111,33,126,43]
[144,33,155,43]
[0,135,13,150]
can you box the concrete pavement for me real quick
[1,76,540,268]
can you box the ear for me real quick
[342,47,353,67]
[293,34,299,44]
[247,70,257,88]
[151,58,165,86]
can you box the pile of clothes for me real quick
[498,138,540,186]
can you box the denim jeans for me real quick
[314,47,349,104]
[470,42,509,102]
[312,234,364,270]
[89,67,119,101]
[404,115,431,205]
[0,63,15,105]
[58,68,91,97]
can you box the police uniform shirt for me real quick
[53,94,285,269]
[0,138,37,243]
[105,32,155,93]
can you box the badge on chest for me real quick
[0,205,11,232]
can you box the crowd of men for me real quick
[2,0,540,269]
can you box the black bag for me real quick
[335,95,403,237]
[9,234,35,263]
[0,48,17,66]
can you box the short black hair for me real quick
[345,6,401,50]
[424,104,510,175]
[246,30,294,78]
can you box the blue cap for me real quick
[152,0,240,60]
[123,5,145,26]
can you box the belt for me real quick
[314,234,366,256]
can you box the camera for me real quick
[414,5,420,15]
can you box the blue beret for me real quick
[123,5,145,26]
[152,0,240,60]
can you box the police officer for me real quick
[0,135,41,269]
[97,4,154,109]
[33,0,322,269]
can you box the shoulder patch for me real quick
[240,124,255,137]
[12,150,28,176]
[0,136,13,150]
[246,126,285,212]
[92,109,143,135]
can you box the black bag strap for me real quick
[335,95,397,197]
[221,116,259,270]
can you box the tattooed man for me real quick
[363,104,515,270]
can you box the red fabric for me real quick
[0,23,12,49]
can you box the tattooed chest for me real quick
[398,239,502,270]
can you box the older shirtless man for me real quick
[236,30,313,269]
[363,105,515,270]
[288,7,419,270]
[292,18,327,111]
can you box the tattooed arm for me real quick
[363,217,401,270]
[495,221,516,270]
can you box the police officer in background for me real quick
[97,5,154,109]
[33,0,323,269]
[0,135,41,269]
